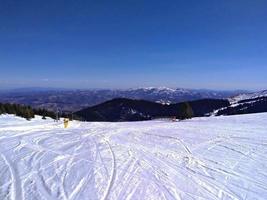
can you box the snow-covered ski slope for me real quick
[0,113,267,200]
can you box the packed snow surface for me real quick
[0,113,267,200]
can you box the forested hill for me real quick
[216,96,267,116]
[74,98,230,122]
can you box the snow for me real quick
[0,113,267,199]
[229,90,267,104]
[132,87,176,92]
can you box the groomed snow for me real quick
[0,113,267,200]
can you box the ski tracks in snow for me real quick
[101,139,116,200]
[0,153,22,200]
[1,114,267,199]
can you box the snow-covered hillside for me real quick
[213,90,267,116]
[0,114,267,199]
[229,90,267,103]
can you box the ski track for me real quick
[0,113,267,199]
[0,153,22,200]
[101,140,116,200]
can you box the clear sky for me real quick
[0,0,267,90]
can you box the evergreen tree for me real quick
[1,102,67,121]
[0,103,35,120]
[179,102,194,120]
[0,104,5,114]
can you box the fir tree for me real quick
[179,102,194,120]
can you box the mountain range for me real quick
[0,87,266,122]
[74,89,267,121]
[0,87,246,112]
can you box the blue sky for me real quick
[0,0,267,90]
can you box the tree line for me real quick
[0,103,57,120]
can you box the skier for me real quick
[64,118,69,128]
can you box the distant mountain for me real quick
[214,90,267,116]
[0,87,243,112]
[74,98,229,122]
[116,87,245,104]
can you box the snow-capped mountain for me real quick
[118,87,241,104]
